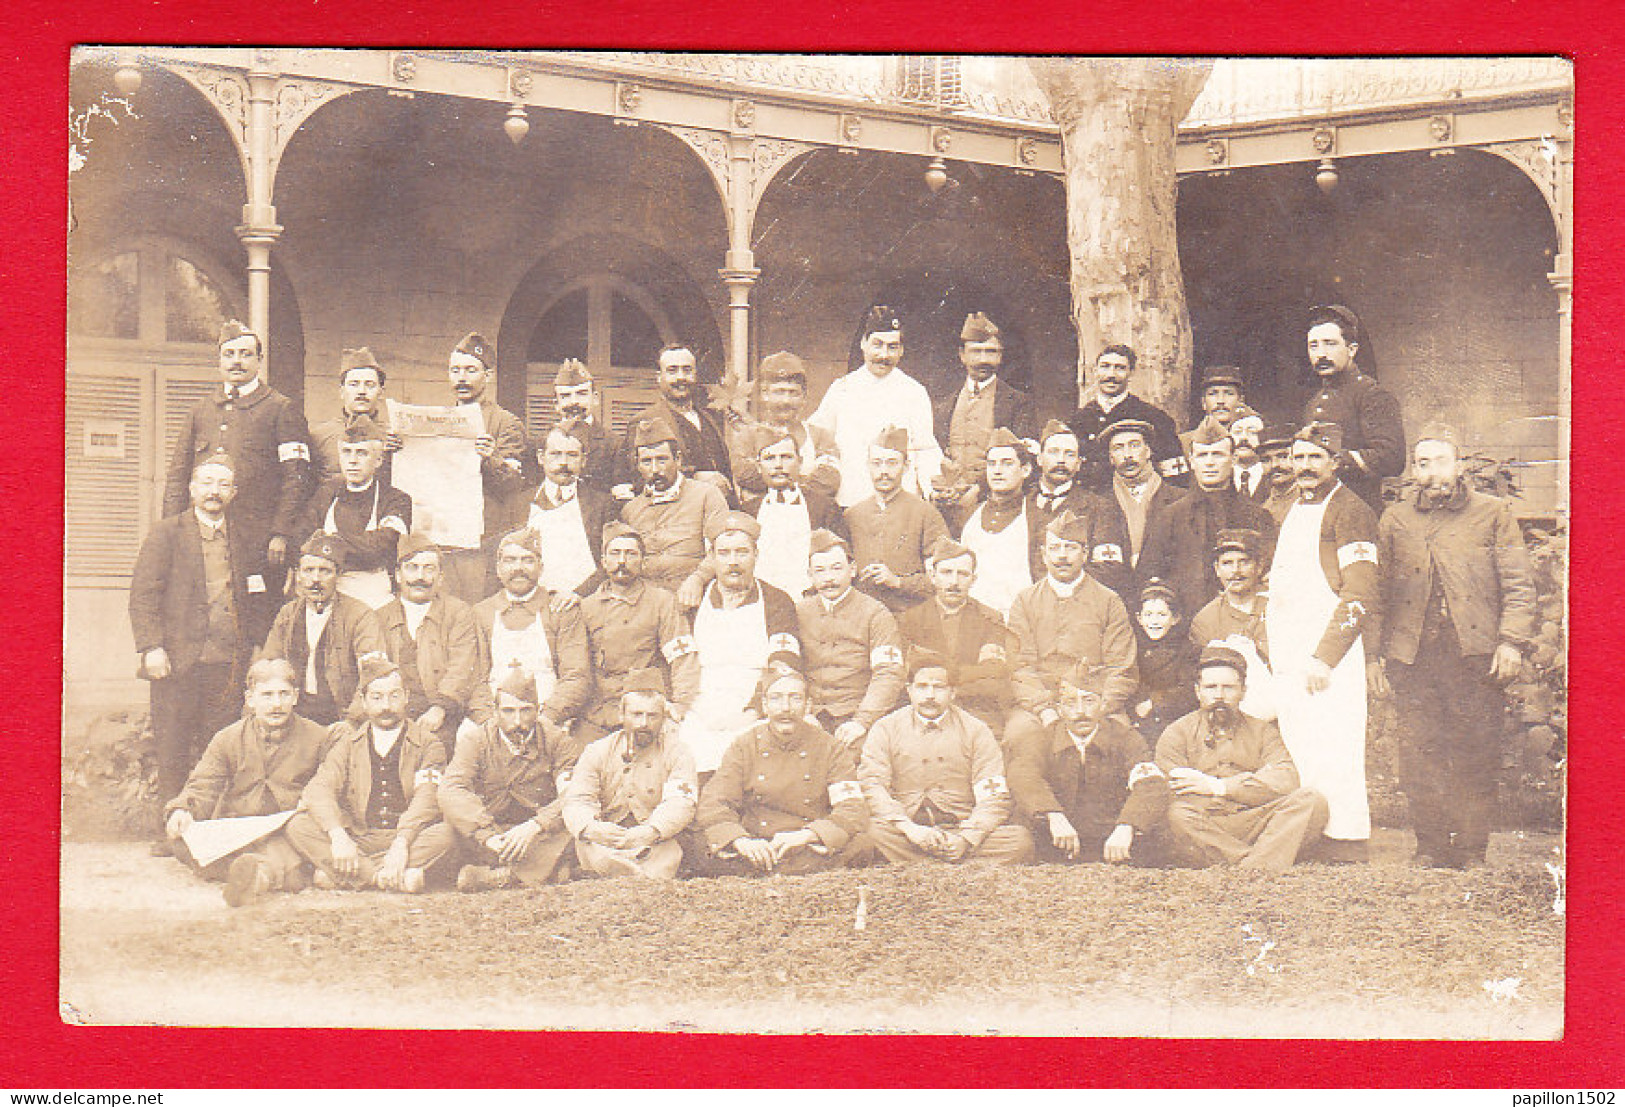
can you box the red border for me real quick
[8,0,1623,1087]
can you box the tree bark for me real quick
[1028,58,1211,417]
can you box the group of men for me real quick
[131,299,1538,906]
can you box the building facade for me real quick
[65,51,1573,719]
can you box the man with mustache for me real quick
[309,347,399,488]
[732,351,842,502]
[897,539,1016,733]
[1087,418,1185,599]
[1179,365,1249,457]
[931,312,1034,506]
[1378,424,1537,869]
[859,656,1034,865]
[807,306,944,508]
[693,659,873,876]
[162,320,311,615]
[957,428,1046,619]
[130,454,265,813]
[1140,419,1277,619]
[286,658,453,892]
[1264,422,1383,863]
[375,532,480,751]
[1029,420,1093,519]
[524,423,617,598]
[1190,529,1271,665]
[1302,305,1406,511]
[613,342,733,498]
[301,414,413,610]
[162,659,329,906]
[562,669,698,879]
[464,528,591,745]
[578,521,700,740]
[257,533,388,726]
[846,426,951,614]
[1067,344,1185,493]
[620,416,731,604]
[440,666,581,890]
[441,332,530,603]
[1006,662,1170,866]
[548,359,616,493]
[796,529,906,750]
[1254,422,1303,525]
[1154,645,1328,872]
[739,424,846,600]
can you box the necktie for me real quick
[501,601,533,631]
[1239,471,1251,496]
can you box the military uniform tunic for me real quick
[794,588,905,729]
[697,718,867,853]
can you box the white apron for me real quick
[960,503,1033,619]
[487,611,559,707]
[754,497,813,600]
[326,483,395,609]
[1264,496,1369,840]
[679,591,772,773]
[530,492,598,595]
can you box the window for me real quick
[69,243,235,344]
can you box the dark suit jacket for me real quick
[128,511,269,674]
[931,376,1035,449]
[376,593,481,717]
[613,398,734,495]
[1090,479,1186,600]
[1137,484,1278,619]
[1006,716,1169,848]
[895,597,1016,727]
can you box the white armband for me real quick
[1127,761,1166,789]
[828,780,864,805]
[1337,541,1378,569]
[278,441,310,462]
[413,767,441,787]
[662,635,696,662]
[767,632,801,655]
[972,775,1009,802]
[1092,544,1124,564]
[870,645,903,668]
[661,778,697,803]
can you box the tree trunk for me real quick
[1028,58,1211,416]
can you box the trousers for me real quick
[1389,626,1507,863]
[284,813,455,885]
[453,823,576,886]
[575,837,684,879]
[151,662,240,805]
[868,820,1035,866]
[1166,788,1329,873]
[683,830,877,877]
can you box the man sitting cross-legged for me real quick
[859,655,1034,866]
[439,666,582,891]
[1154,645,1329,873]
[692,657,874,877]
[162,658,332,907]
[561,669,699,880]
[285,657,453,892]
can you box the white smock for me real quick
[959,502,1032,620]
[1264,496,1369,840]
[487,608,559,708]
[753,496,813,600]
[529,492,598,595]
[678,586,772,773]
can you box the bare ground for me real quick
[59,830,1564,1038]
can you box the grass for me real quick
[69,835,1564,1036]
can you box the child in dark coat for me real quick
[1129,579,1199,742]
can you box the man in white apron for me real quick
[958,428,1039,620]
[678,511,802,774]
[462,528,593,750]
[741,425,846,601]
[306,415,412,610]
[526,424,615,597]
[1264,422,1382,862]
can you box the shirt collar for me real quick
[541,479,578,505]
[1097,391,1128,413]
[1046,574,1082,599]
[194,509,226,536]
[647,475,685,505]
[1037,480,1073,501]
[370,722,404,756]
[499,726,539,757]
[767,486,803,505]
[504,585,541,606]
[224,376,262,400]
[707,580,761,609]
[964,375,993,399]
[820,587,853,612]
[1064,722,1100,757]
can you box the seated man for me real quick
[846,426,950,613]
[162,658,332,906]
[896,538,1015,732]
[678,511,802,775]
[1006,662,1170,866]
[439,667,580,891]
[1154,645,1329,873]
[796,529,906,749]
[577,521,700,741]
[257,532,388,725]
[619,417,730,602]
[286,658,453,892]
[1005,510,1139,750]
[562,670,698,880]
[693,660,873,876]
[859,656,1035,866]
[301,414,412,610]
[465,527,592,742]
[376,532,480,751]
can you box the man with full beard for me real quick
[1377,424,1537,869]
[1154,645,1327,872]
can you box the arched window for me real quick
[69,243,234,345]
[524,275,676,439]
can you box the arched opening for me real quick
[497,232,725,440]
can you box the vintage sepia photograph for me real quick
[61,49,1570,1037]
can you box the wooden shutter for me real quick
[65,369,147,578]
